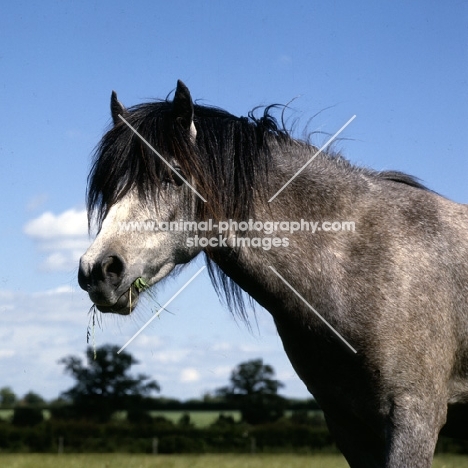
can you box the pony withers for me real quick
[79,80,468,467]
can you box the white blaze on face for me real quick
[80,187,203,289]
[80,191,136,273]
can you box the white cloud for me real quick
[0,287,90,399]
[0,281,310,401]
[40,285,75,295]
[212,342,233,352]
[42,251,83,272]
[180,368,201,383]
[210,365,232,378]
[24,208,91,272]
[24,209,88,240]
[40,238,91,251]
[0,253,309,402]
[149,349,191,365]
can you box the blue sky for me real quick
[0,0,467,401]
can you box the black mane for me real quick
[378,170,429,190]
[87,100,292,228]
[88,96,430,228]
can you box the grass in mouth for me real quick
[132,277,169,315]
[129,277,150,312]
[86,305,100,360]
[133,277,149,293]
[85,278,171,359]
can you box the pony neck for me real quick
[205,150,362,320]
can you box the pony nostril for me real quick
[78,261,90,291]
[101,255,125,283]
[77,255,126,292]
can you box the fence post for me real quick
[250,436,256,454]
[58,436,64,454]
[152,437,159,454]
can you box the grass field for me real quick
[0,454,467,468]
[147,410,242,427]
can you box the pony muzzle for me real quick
[78,254,138,315]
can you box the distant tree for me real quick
[127,408,153,424]
[216,358,284,397]
[58,344,160,422]
[21,391,46,407]
[210,413,236,428]
[178,413,193,427]
[0,387,17,408]
[216,359,286,424]
[12,407,43,427]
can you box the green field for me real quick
[147,410,242,427]
[0,454,467,468]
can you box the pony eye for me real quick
[163,167,185,187]
[173,167,185,186]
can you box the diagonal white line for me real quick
[268,115,356,202]
[117,266,207,354]
[118,114,207,203]
[268,266,357,353]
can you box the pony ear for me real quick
[173,80,196,141]
[111,91,127,125]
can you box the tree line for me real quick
[1,344,319,426]
[1,345,467,454]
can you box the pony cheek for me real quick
[146,262,177,286]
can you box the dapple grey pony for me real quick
[79,80,468,466]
